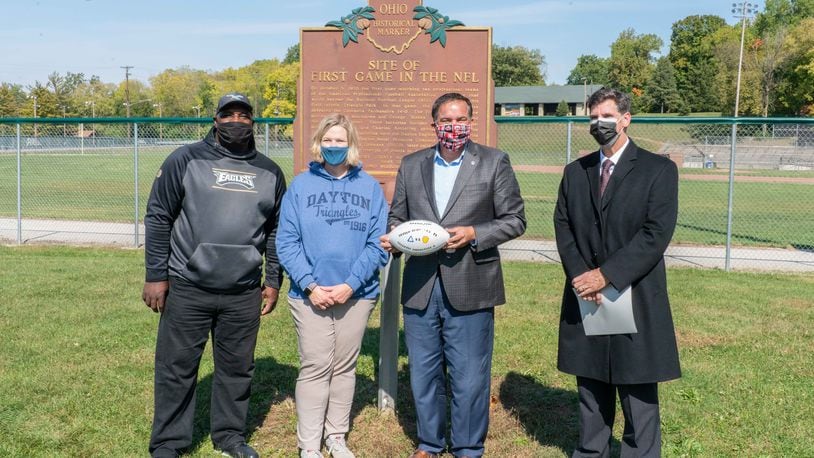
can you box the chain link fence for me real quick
[1,117,813,272]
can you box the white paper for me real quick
[574,286,637,336]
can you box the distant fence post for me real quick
[725,122,737,271]
[566,121,573,165]
[134,123,140,248]
[16,123,22,245]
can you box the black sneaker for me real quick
[220,442,259,458]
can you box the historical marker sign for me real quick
[296,0,495,198]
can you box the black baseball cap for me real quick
[215,93,253,116]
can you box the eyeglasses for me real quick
[217,111,252,120]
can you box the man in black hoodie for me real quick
[142,93,286,458]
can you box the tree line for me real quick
[2,0,813,119]
[0,45,301,120]
[565,0,814,116]
[0,42,536,120]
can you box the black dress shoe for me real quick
[220,442,259,458]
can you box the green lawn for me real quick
[496,122,701,163]
[0,246,812,456]
[514,171,814,249]
[0,150,296,222]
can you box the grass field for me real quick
[1,139,812,249]
[514,171,814,249]
[0,245,812,456]
[497,122,707,164]
[0,150,297,222]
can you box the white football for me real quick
[389,220,450,256]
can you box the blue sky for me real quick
[1,0,741,87]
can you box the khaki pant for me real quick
[289,296,376,450]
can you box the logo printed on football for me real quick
[389,220,450,256]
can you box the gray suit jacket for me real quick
[388,141,526,311]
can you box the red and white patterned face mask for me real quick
[435,123,471,151]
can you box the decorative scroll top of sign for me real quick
[325,6,376,46]
[413,6,465,47]
[325,4,464,53]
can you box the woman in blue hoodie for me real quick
[277,113,389,458]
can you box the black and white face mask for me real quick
[589,117,620,147]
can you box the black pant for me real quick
[573,377,661,458]
[149,277,261,457]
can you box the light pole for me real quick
[124,98,152,138]
[153,103,163,140]
[192,106,201,137]
[732,2,759,117]
[726,2,759,272]
[273,82,287,148]
[32,95,39,139]
[85,100,96,147]
[61,105,67,139]
[582,78,588,115]
[85,100,96,146]
[85,100,96,118]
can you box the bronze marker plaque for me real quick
[296,1,495,199]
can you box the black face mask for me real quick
[589,118,620,147]
[216,122,254,152]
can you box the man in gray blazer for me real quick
[555,87,681,457]
[380,92,525,458]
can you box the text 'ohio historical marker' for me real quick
[296,0,495,198]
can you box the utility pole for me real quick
[121,66,133,118]
[122,66,134,138]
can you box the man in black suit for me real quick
[554,87,681,457]
[380,92,525,458]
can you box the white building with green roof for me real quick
[495,84,605,116]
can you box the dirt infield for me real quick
[513,165,814,184]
